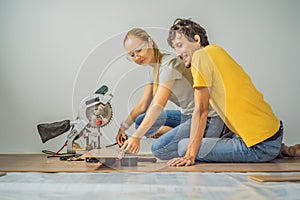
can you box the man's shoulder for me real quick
[194,44,224,58]
[204,44,223,52]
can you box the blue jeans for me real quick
[178,122,284,162]
[135,110,225,160]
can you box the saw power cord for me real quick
[42,140,71,158]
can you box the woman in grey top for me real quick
[116,28,224,159]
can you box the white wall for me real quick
[0,0,299,153]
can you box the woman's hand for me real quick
[120,136,141,154]
[167,156,195,167]
[116,128,127,147]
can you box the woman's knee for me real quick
[135,114,145,129]
[151,145,168,160]
[151,139,176,160]
[151,147,178,160]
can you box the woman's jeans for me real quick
[135,110,225,160]
[178,122,284,162]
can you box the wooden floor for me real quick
[248,174,300,182]
[0,154,300,173]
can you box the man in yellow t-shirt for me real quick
[166,18,298,166]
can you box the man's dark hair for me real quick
[167,18,209,47]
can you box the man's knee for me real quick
[204,116,225,138]
[178,139,189,157]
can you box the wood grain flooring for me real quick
[0,154,300,173]
[248,174,300,182]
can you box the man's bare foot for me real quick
[282,144,300,157]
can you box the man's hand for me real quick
[120,136,141,154]
[167,156,195,167]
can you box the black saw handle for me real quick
[95,85,108,95]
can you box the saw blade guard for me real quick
[86,102,113,128]
[76,93,113,129]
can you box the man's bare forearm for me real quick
[185,109,208,159]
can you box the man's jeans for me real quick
[135,110,225,160]
[178,122,284,162]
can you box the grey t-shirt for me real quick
[148,54,217,116]
[149,54,189,114]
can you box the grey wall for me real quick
[0,0,299,153]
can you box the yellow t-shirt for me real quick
[191,44,280,147]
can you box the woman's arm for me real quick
[116,84,153,146]
[121,80,175,153]
[133,80,175,138]
[123,84,153,127]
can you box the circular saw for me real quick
[37,85,115,154]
